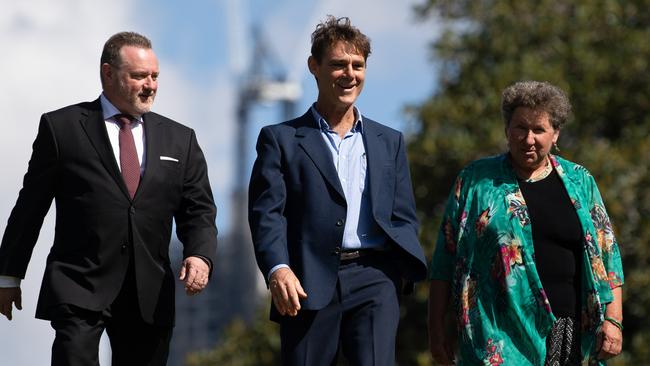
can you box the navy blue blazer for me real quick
[248,110,427,311]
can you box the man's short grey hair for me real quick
[100,32,152,86]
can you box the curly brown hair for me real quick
[501,81,572,130]
[310,15,371,64]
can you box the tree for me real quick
[407,0,650,364]
[185,306,281,366]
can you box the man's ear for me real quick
[307,56,317,76]
[101,63,113,85]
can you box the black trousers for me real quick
[50,264,172,366]
[280,252,402,366]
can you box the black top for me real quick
[518,169,583,317]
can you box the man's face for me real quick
[102,46,159,115]
[309,40,365,110]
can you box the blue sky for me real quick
[0,0,438,364]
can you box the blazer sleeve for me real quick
[174,129,218,271]
[248,126,290,281]
[0,114,58,278]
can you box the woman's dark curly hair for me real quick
[501,81,572,130]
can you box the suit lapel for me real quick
[295,113,346,200]
[79,99,130,198]
[362,119,386,212]
[137,112,162,200]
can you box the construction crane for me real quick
[228,27,302,315]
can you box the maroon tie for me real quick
[115,114,140,198]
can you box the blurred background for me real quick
[1,0,649,365]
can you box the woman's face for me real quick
[506,106,559,174]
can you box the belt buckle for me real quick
[340,250,361,261]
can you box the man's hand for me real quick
[269,267,307,316]
[179,256,210,296]
[0,287,22,320]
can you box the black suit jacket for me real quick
[0,99,218,326]
[248,110,427,313]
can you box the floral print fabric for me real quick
[429,154,624,365]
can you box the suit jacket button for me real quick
[332,246,341,255]
[336,219,344,227]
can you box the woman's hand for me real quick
[428,280,455,365]
[429,330,455,365]
[597,319,623,359]
[598,286,623,360]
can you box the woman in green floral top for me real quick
[428,81,624,366]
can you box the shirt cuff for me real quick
[268,264,289,282]
[0,276,21,288]
[189,255,212,270]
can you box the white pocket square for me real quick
[160,156,179,162]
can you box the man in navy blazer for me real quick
[0,32,218,365]
[248,16,427,365]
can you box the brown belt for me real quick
[340,250,374,261]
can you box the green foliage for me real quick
[185,306,281,366]
[407,0,650,364]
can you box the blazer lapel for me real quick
[362,120,386,210]
[136,112,162,200]
[295,113,346,200]
[79,99,130,197]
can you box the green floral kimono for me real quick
[429,154,624,365]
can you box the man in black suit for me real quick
[248,16,427,365]
[0,32,218,365]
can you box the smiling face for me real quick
[101,45,159,115]
[506,106,559,176]
[308,40,365,113]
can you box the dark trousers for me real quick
[280,253,402,366]
[50,264,172,366]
